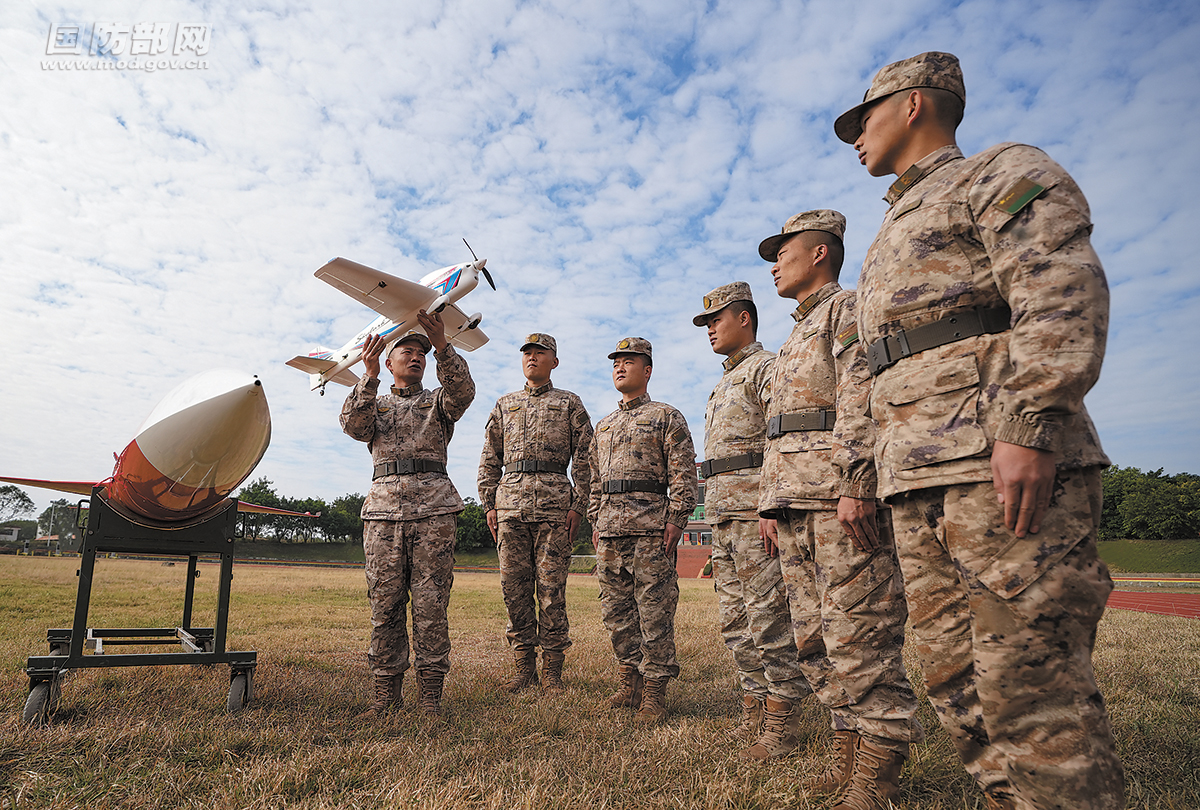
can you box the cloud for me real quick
[2,0,1198,522]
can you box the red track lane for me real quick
[1106,590,1200,619]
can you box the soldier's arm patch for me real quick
[993,175,1046,216]
[835,325,859,348]
[670,427,689,444]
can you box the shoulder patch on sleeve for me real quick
[993,175,1047,216]
[670,427,689,444]
[835,324,859,348]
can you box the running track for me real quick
[1107,577,1200,619]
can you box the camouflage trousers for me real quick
[497,518,572,654]
[776,506,922,751]
[362,515,457,677]
[711,517,809,702]
[890,467,1124,809]
[596,533,680,679]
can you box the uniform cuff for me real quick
[838,477,877,500]
[993,414,1061,452]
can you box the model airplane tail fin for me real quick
[285,351,361,390]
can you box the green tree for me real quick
[321,494,365,543]
[0,485,35,522]
[455,497,493,552]
[1106,467,1200,540]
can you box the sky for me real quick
[2,0,1198,522]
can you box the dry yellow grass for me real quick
[0,556,1197,809]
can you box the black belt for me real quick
[602,479,667,495]
[699,452,763,478]
[506,460,568,475]
[373,459,447,479]
[867,306,1011,376]
[766,410,836,439]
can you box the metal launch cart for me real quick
[22,487,257,724]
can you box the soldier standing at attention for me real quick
[837,51,1124,809]
[693,282,810,759]
[477,333,593,694]
[757,210,922,810]
[589,337,698,725]
[341,310,475,719]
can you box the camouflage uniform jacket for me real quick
[703,341,775,523]
[588,393,698,536]
[759,283,877,515]
[477,381,594,522]
[859,144,1110,498]
[340,345,476,520]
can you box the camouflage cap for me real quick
[607,336,653,361]
[520,332,558,353]
[390,331,431,354]
[758,210,847,262]
[693,281,754,326]
[834,51,965,144]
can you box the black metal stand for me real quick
[23,487,257,724]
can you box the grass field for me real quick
[1,556,1197,809]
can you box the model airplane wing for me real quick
[0,476,317,517]
[315,258,438,323]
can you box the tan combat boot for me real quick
[635,676,669,725]
[607,664,643,709]
[740,696,801,760]
[417,670,445,717]
[803,730,858,794]
[356,672,403,720]
[831,737,906,810]
[730,693,765,738]
[541,650,566,693]
[503,649,539,694]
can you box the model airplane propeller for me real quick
[287,244,495,395]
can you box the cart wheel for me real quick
[23,682,53,726]
[227,673,249,713]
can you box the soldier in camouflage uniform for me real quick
[693,282,810,759]
[341,310,475,719]
[478,333,594,694]
[589,337,698,725]
[757,210,922,806]
[837,52,1124,810]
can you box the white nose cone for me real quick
[110,370,272,521]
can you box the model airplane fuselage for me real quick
[2,370,307,524]
[287,255,492,394]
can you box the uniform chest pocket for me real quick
[874,354,987,472]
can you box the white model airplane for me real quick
[287,244,494,395]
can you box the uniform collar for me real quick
[390,382,423,397]
[618,392,650,411]
[524,380,553,397]
[791,283,842,322]
[885,144,964,205]
[723,341,763,372]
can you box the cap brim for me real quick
[607,350,651,360]
[520,342,555,353]
[393,335,432,353]
[834,101,869,144]
[758,232,794,262]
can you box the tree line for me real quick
[1099,466,1200,541]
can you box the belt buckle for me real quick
[766,415,783,440]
